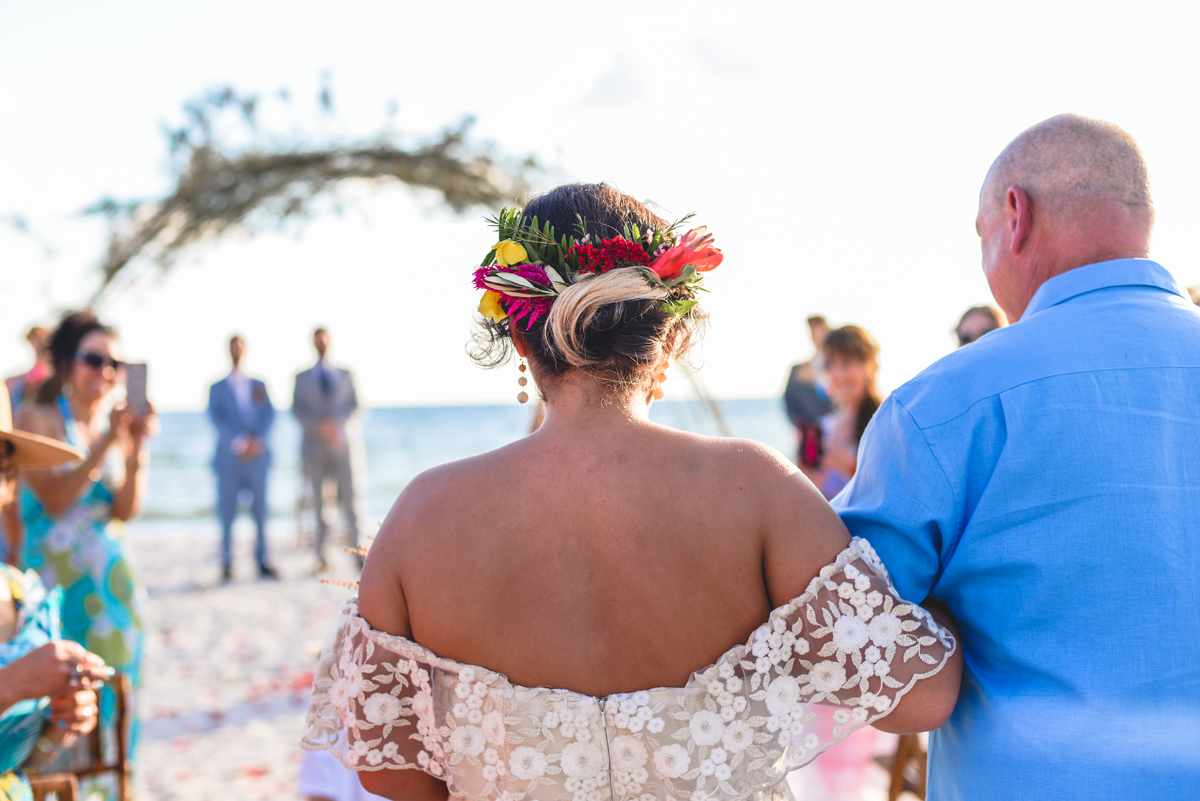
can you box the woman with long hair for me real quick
[13,310,153,763]
[801,325,881,501]
[302,184,960,801]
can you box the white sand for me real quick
[131,520,358,801]
[127,520,894,801]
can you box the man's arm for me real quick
[292,373,320,431]
[831,395,965,732]
[332,369,359,424]
[251,380,275,437]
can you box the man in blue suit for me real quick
[208,335,277,581]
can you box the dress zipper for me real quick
[598,696,617,801]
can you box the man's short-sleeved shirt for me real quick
[833,259,1200,800]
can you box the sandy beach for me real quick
[131,520,358,801]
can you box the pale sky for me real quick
[2,0,1199,410]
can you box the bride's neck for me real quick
[535,376,653,434]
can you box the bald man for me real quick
[834,115,1200,798]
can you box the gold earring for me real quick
[517,360,529,404]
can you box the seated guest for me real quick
[0,382,107,801]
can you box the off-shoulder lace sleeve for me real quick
[302,537,956,801]
[301,602,454,777]
[683,536,957,772]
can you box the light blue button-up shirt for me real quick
[833,259,1200,800]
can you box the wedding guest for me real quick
[301,183,961,801]
[4,327,51,411]
[293,328,364,572]
[799,325,880,500]
[953,305,1005,347]
[0,381,106,800]
[208,335,277,582]
[783,315,835,467]
[1,326,52,564]
[834,114,1200,799]
[14,310,152,762]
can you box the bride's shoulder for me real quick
[667,429,806,484]
[370,445,521,545]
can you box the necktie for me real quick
[320,367,332,396]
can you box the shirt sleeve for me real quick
[831,395,960,604]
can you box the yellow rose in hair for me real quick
[491,240,528,267]
[478,290,508,323]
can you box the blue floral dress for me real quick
[19,396,144,753]
[0,564,62,801]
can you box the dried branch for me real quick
[88,86,537,304]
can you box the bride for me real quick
[303,183,961,801]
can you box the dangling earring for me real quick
[652,360,668,400]
[517,359,530,404]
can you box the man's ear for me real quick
[1006,185,1034,255]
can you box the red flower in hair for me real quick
[648,227,723,281]
[568,237,652,275]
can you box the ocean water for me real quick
[142,399,795,526]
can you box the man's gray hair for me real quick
[987,114,1152,211]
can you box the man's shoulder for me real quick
[896,292,1200,429]
[892,323,1035,428]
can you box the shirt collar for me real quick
[1023,258,1187,319]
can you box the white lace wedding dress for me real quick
[302,538,956,801]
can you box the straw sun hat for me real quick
[0,383,84,467]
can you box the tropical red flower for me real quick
[647,227,723,281]
[568,237,652,275]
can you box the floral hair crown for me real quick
[473,208,723,329]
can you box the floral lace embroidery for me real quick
[302,537,955,801]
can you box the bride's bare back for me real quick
[359,393,850,697]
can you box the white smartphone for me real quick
[125,363,149,416]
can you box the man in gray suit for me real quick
[208,335,277,582]
[293,327,362,570]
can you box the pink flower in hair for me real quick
[648,227,723,281]
[473,264,556,329]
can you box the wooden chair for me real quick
[874,733,927,800]
[26,673,132,801]
[28,773,78,801]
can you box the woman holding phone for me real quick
[13,310,153,758]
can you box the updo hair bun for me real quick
[469,183,707,392]
[545,269,670,370]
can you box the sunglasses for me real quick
[76,351,125,371]
[956,326,999,347]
